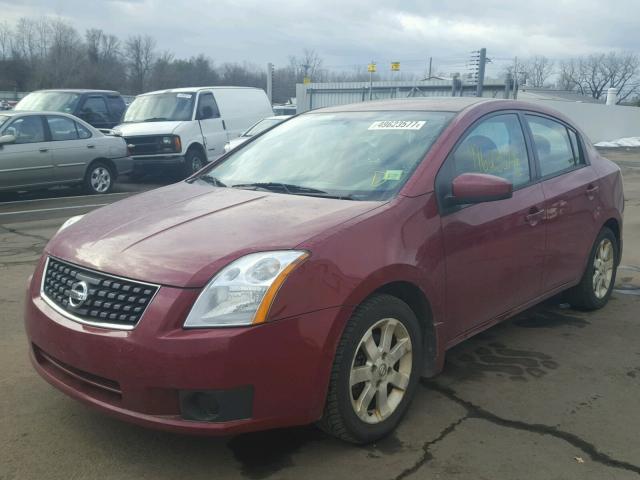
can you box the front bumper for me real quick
[24,259,341,435]
[132,155,185,171]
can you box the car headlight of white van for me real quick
[57,215,84,234]
[184,250,309,328]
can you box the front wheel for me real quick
[566,226,618,310]
[318,294,423,444]
[182,149,206,178]
[84,162,113,194]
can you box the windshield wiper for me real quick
[142,117,170,122]
[231,182,356,200]
[188,175,226,187]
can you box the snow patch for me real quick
[595,137,640,148]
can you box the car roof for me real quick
[30,89,121,95]
[316,97,494,113]
[141,86,263,95]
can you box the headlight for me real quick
[57,215,84,233]
[161,136,172,145]
[184,250,309,328]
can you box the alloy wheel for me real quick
[90,167,111,193]
[593,238,615,299]
[349,318,413,424]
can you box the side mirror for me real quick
[449,173,513,205]
[0,134,16,146]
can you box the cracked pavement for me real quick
[2,151,640,480]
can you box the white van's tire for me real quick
[182,148,206,178]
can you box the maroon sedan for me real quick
[25,98,623,443]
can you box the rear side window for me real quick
[107,96,126,120]
[196,93,220,119]
[449,113,531,187]
[526,115,583,177]
[76,122,92,139]
[6,116,46,144]
[47,116,79,141]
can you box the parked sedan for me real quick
[223,115,292,153]
[0,111,132,194]
[25,98,623,443]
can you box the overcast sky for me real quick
[2,0,639,77]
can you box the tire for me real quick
[318,294,423,444]
[182,148,206,178]
[565,227,618,310]
[84,161,114,194]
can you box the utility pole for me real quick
[266,62,274,105]
[513,56,519,99]
[427,56,432,79]
[368,60,376,100]
[476,48,487,97]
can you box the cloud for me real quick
[1,0,638,77]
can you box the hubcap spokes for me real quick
[350,318,412,424]
[593,239,614,299]
[91,167,111,193]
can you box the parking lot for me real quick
[2,151,640,480]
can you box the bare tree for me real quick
[522,56,554,87]
[125,35,156,93]
[0,22,11,60]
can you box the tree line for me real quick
[507,53,640,104]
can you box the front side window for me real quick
[196,111,454,201]
[448,113,531,187]
[196,93,220,120]
[47,116,79,141]
[5,116,45,144]
[526,115,583,177]
[123,92,196,123]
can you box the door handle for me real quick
[222,120,227,130]
[87,144,95,149]
[39,148,48,153]
[586,183,599,199]
[525,207,544,226]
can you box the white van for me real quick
[114,87,273,178]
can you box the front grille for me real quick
[125,135,174,156]
[41,257,159,329]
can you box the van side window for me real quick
[526,115,584,177]
[197,93,220,120]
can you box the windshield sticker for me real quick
[368,120,426,131]
[383,170,403,181]
[176,93,193,99]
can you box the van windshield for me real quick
[16,92,81,113]
[196,111,454,201]
[123,93,195,123]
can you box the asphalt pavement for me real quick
[1,157,640,480]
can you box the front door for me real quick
[436,112,546,337]
[0,115,53,190]
[524,114,600,290]
[195,92,227,161]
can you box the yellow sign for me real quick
[391,62,400,71]
[367,63,377,73]
[303,77,311,85]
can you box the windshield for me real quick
[123,92,195,122]
[243,118,285,137]
[15,92,81,113]
[197,111,454,201]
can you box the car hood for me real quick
[113,121,183,137]
[47,182,381,288]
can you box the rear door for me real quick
[45,115,92,182]
[78,95,111,129]
[0,115,53,190]
[195,91,226,161]
[437,112,546,336]
[524,114,600,290]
